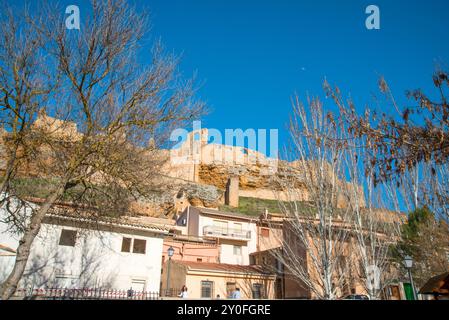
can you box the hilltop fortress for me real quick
[0,114,365,217]
[161,126,366,213]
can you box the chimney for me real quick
[225,175,239,207]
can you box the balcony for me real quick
[202,225,251,241]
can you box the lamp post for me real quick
[166,246,175,297]
[404,255,417,300]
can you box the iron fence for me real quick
[14,288,160,300]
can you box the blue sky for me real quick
[14,0,449,154]
[142,0,449,153]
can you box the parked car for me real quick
[341,294,370,300]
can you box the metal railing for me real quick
[203,225,251,240]
[13,288,160,300]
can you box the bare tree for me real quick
[348,180,411,300]
[342,144,403,299]
[394,161,449,220]
[267,85,406,300]
[269,95,356,300]
[0,0,204,299]
[322,81,404,299]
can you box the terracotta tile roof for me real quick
[176,261,274,276]
[22,197,172,233]
[419,272,449,295]
[249,247,282,256]
[167,233,217,245]
[46,213,171,234]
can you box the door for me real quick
[226,282,236,298]
[390,285,401,300]
[403,283,414,300]
[131,280,146,292]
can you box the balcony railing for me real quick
[203,225,251,240]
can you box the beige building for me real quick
[161,260,275,299]
[251,212,405,300]
[256,211,283,252]
[162,234,220,264]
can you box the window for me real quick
[133,239,146,254]
[250,255,256,265]
[121,237,132,252]
[226,282,236,298]
[121,237,146,254]
[197,258,203,262]
[261,228,270,237]
[275,258,283,273]
[59,229,77,247]
[233,223,243,237]
[252,283,264,299]
[233,245,242,256]
[213,220,228,234]
[201,281,214,298]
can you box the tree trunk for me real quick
[0,184,65,300]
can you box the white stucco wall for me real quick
[0,202,165,292]
[0,197,33,282]
[219,243,246,265]
[247,222,258,254]
[197,214,258,265]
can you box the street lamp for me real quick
[166,246,175,297]
[403,255,417,300]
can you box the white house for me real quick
[175,206,258,265]
[0,197,170,293]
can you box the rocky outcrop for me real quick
[176,183,224,208]
[197,161,309,191]
[129,182,223,217]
